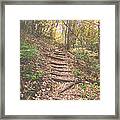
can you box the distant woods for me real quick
[20,20,100,52]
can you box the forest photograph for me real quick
[20,20,100,100]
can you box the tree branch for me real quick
[59,79,100,94]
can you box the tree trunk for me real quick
[66,20,70,50]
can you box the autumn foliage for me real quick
[20,20,100,100]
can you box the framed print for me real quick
[0,0,119,119]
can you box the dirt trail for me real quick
[20,33,100,100]
[40,47,80,100]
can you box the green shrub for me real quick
[73,49,89,62]
[20,41,38,60]
[22,69,44,81]
[31,70,44,80]
[80,83,87,90]
[73,68,81,77]
[90,60,100,72]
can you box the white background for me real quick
[5,5,115,115]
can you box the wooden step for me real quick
[54,52,66,56]
[52,75,75,79]
[50,61,67,66]
[54,49,63,52]
[50,72,73,76]
[49,55,67,61]
[51,77,75,82]
[52,54,67,58]
[51,68,72,72]
[51,65,67,69]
